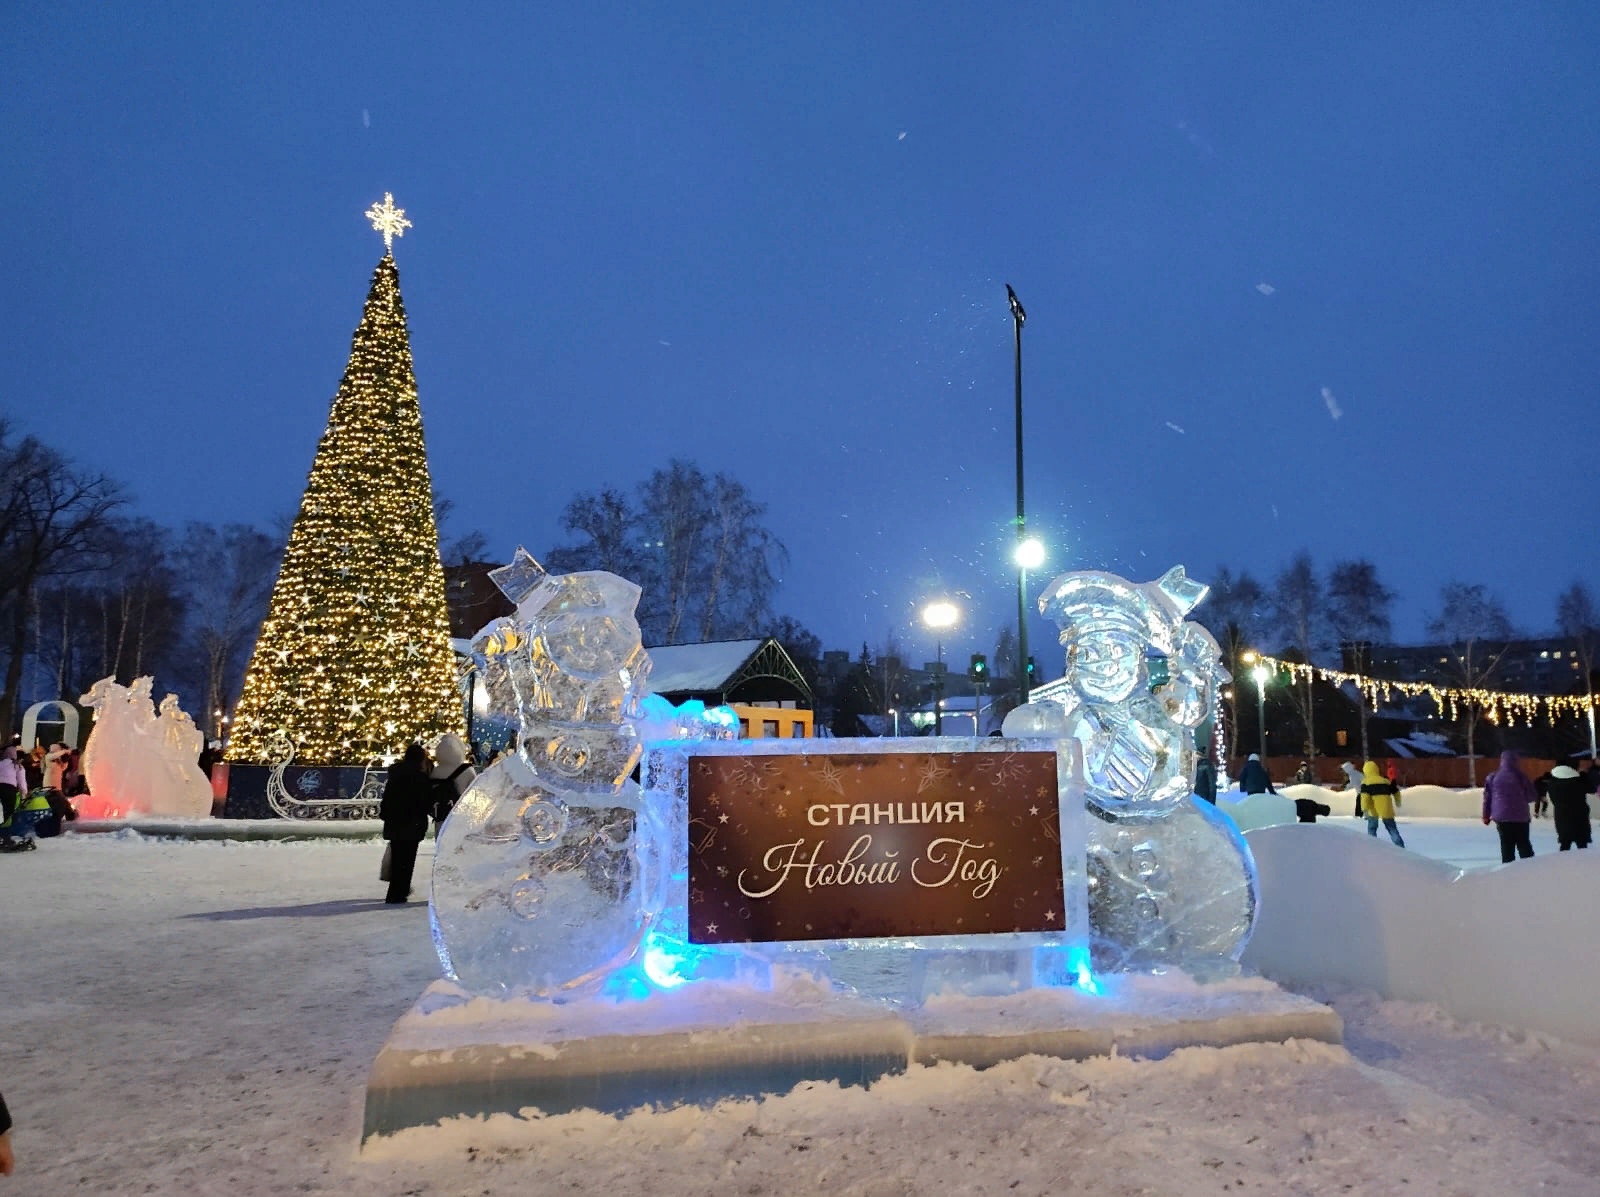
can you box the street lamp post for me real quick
[922,599,959,736]
[1251,663,1270,761]
[1006,284,1029,708]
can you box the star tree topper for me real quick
[365,192,412,251]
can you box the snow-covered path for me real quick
[3,834,1598,1195]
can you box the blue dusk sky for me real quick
[3,4,1596,669]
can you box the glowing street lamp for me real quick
[921,600,960,735]
[1006,283,1030,707]
[1250,662,1270,760]
[1014,536,1046,571]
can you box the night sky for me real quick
[5,5,1596,672]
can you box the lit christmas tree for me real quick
[228,195,464,765]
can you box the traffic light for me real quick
[1025,656,1037,682]
[968,653,988,684]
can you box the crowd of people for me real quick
[1207,749,1600,864]
[0,741,83,851]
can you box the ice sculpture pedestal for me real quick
[360,975,1341,1143]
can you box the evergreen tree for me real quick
[229,221,462,764]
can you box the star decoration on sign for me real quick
[365,192,412,250]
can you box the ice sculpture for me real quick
[1003,566,1256,969]
[430,549,669,998]
[77,677,213,819]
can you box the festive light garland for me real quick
[1251,653,1598,729]
[227,198,463,764]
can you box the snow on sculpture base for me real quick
[361,972,1341,1143]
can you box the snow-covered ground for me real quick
[3,831,1599,1195]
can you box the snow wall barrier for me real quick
[1241,824,1600,1047]
[1278,783,1491,820]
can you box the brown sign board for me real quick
[687,749,1063,944]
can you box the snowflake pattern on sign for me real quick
[915,757,951,794]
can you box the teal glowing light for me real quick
[641,932,696,989]
[1067,944,1100,994]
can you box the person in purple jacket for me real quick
[1482,749,1537,863]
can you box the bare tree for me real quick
[1270,552,1324,761]
[545,487,643,579]
[1556,580,1600,757]
[697,473,784,642]
[549,461,787,646]
[433,495,492,567]
[0,425,124,732]
[1197,566,1268,758]
[1426,581,1514,773]
[1325,559,1396,759]
[33,519,183,701]
[172,523,282,738]
[985,625,1020,724]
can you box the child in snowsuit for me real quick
[1359,760,1404,847]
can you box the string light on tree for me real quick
[228,195,462,765]
[1250,652,1597,731]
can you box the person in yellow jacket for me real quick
[1359,760,1405,847]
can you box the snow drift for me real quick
[1242,823,1600,1045]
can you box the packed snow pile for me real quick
[1215,788,1296,830]
[1244,822,1600,1045]
[1280,781,1488,818]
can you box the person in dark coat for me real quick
[1295,796,1332,823]
[1238,754,1275,795]
[380,743,433,904]
[1544,764,1591,851]
[1482,749,1537,863]
[1,1088,13,1175]
[1193,754,1218,803]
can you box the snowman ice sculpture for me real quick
[429,549,668,998]
[1003,566,1256,970]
